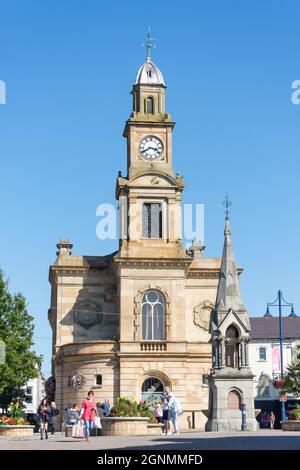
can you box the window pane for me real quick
[154,303,164,340]
[142,290,165,341]
[150,204,162,238]
[96,374,102,386]
[142,302,152,340]
[259,348,266,360]
[142,203,162,239]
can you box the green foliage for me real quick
[288,404,300,420]
[0,269,42,410]
[9,400,25,420]
[110,397,155,421]
[283,349,300,397]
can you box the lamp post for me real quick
[265,290,296,423]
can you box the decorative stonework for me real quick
[193,300,214,331]
[73,300,102,329]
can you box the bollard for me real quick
[241,402,247,431]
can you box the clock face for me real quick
[139,135,164,160]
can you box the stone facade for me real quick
[49,49,226,430]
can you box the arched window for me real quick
[142,203,162,239]
[257,374,270,397]
[145,96,154,114]
[225,325,240,367]
[141,377,164,403]
[142,290,165,341]
[227,390,241,410]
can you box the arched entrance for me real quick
[141,377,164,403]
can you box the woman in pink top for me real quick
[81,390,97,441]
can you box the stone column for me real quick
[244,339,249,366]
[240,339,245,367]
[220,338,225,368]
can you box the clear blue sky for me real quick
[0,0,300,377]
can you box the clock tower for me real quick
[116,31,185,258]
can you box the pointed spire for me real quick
[215,199,246,312]
[145,26,154,62]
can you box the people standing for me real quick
[48,402,59,434]
[171,396,182,435]
[153,402,163,423]
[269,411,276,429]
[81,390,97,442]
[37,398,50,440]
[161,387,174,436]
[67,403,80,425]
[100,399,111,417]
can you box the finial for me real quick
[223,194,232,221]
[56,239,73,257]
[144,26,155,62]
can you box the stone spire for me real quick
[215,217,246,312]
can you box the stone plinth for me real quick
[100,417,149,436]
[147,423,164,435]
[281,420,300,431]
[0,425,35,437]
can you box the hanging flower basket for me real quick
[71,374,86,391]
[273,378,285,389]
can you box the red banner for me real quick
[272,347,280,373]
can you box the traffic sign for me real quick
[279,392,287,402]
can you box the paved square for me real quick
[0,430,299,450]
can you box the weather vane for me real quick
[143,26,155,62]
[223,194,232,221]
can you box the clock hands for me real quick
[141,145,158,153]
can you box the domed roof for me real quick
[135,59,165,86]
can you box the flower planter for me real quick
[281,420,300,431]
[0,425,35,437]
[100,417,149,436]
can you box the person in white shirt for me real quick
[161,387,174,436]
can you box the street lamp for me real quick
[265,290,296,423]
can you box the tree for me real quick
[0,269,42,412]
[283,347,300,397]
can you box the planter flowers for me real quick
[0,401,34,437]
[71,374,86,391]
[101,397,155,436]
[273,378,285,389]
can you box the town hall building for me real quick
[48,37,254,430]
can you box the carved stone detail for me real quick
[193,300,214,331]
[73,300,102,329]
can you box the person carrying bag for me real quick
[94,414,102,436]
[72,418,84,439]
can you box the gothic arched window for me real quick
[145,96,154,114]
[142,203,162,239]
[225,324,240,367]
[227,390,241,410]
[142,290,165,341]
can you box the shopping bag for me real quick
[72,421,84,438]
[94,416,102,429]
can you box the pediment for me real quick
[218,308,250,335]
[128,171,178,188]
